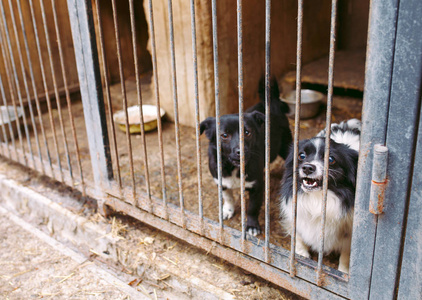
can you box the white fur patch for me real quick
[280,190,353,255]
[330,130,360,152]
[213,168,256,189]
[222,190,235,219]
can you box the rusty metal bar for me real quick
[0,1,33,167]
[317,0,338,286]
[128,0,151,207]
[38,0,74,184]
[0,75,16,155]
[211,0,224,242]
[167,0,185,227]
[147,0,168,217]
[28,0,63,181]
[189,0,204,232]
[50,0,86,194]
[93,0,122,190]
[0,75,12,158]
[237,0,246,250]
[6,0,44,173]
[264,0,272,263]
[290,0,304,277]
[110,0,136,201]
[15,0,53,176]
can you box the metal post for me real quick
[66,0,112,210]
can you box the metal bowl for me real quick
[113,105,165,134]
[0,106,24,142]
[281,89,324,119]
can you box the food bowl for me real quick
[0,106,23,142]
[113,105,165,134]
[281,89,324,119]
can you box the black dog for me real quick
[200,79,292,236]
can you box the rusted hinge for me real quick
[369,144,388,214]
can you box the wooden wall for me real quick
[0,0,79,105]
[141,0,335,127]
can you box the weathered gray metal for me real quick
[368,0,422,298]
[348,0,399,298]
[398,104,422,299]
[66,0,112,202]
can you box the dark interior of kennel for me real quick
[0,0,369,270]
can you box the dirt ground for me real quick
[8,73,363,271]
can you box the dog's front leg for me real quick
[338,246,351,273]
[295,235,311,258]
[222,189,235,220]
[246,185,263,236]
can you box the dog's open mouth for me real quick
[301,177,322,191]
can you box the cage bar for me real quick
[15,0,53,177]
[189,0,204,233]
[289,0,304,277]
[166,0,185,228]
[317,0,338,286]
[264,0,272,263]
[110,0,136,202]
[28,0,62,181]
[210,0,224,242]
[147,0,168,217]
[93,0,122,191]
[6,0,44,174]
[39,0,74,185]
[128,0,151,206]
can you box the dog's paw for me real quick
[246,226,261,237]
[338,263,349,274]
[223,203,235,220]
[296,248,311,258]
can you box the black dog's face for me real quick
[296,137,358,193]
[200,112,265,167]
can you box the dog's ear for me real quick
[200,117,216,140]
[250,111,265,127]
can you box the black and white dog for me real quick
[279,119,360,272]
[200,79,292,236]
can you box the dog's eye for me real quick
[221,133,229,140]
[245,129,251,137]
[298,153,306,161]
[329,156,336,165]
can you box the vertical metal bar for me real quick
[66,0,113,204]
[211,0,224,241]
[167,0,185,227]
[0,28,25,164]
[237,0,246,249]
[6,0,44,173]
[50,0,85,194]
[0,75,16,158]
[38,0,74,184]
[264,0,272,263]
[128,0,151,207]
[110,0,136,201]
[317,0,337,286]
[289,0,303,277]
[0,75,11,158]
[94,0,122,190]
[0,0,33,167]
[147,0,167,216]
[189,0,203,232]
[28,0,62,180]
[15,0,53,176]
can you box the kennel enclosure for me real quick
[0,0,421,298]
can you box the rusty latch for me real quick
[369,144,388,214]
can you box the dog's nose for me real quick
[302,164,316,175]
[234,147,241,157]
